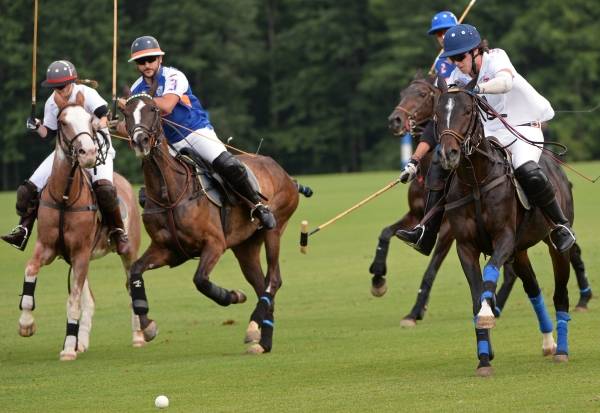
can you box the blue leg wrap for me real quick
[529,293,553,334]
[483,264,500,284]
[477,340,490,357]
[260,295,272,306]
[580,287,591,294]
[556,311,571,354]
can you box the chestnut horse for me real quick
[18,93,141,361]
[436,80,573,375]
[368,73,591,326]
[123,94,299,354]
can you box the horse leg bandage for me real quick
[556,311,571,355]
[130,277,149,315]
[19,277,37,311]
[529,293,553,334]
[259,316,274,352]
[250,294,273,325]
[194,278,232,307]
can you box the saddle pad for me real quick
[198,163,262,208]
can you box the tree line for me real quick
[1,0,598,189]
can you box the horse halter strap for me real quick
[56,106,108,167]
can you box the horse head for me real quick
[122,93,162,158]
[434,77,483,170]
[388,72,441,135]
[55,91,99,169]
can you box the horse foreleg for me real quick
[193,242,246,306]
[120,252,145,347]
[369,214,418,297]
[60,254,90,361]
[401,222,453,327]
[570,243,592,311]
[549,245,571,362]
[77,279,95,353]
[129,244,173,343]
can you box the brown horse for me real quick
[123,93,299,354]
[436,80,573,375]
[18,92,142,361]
[369,73,591,327]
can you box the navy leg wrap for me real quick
[250,294,272,324]
[194,278,232,306]
[66,321,79,337]
[130,277,149,315]
[259,314,274,352]
[475,328,493,364]
[19,280,37,310]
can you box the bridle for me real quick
[56,105,108,167]
[436,88,484,157]
[393,79,440,135]
[125,93,163,150]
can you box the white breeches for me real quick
[30,133,116,190]
[487,125,543,169]
[172,127,226,164]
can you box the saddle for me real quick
[487,137,530,210]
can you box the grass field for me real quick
[0,162,599,412]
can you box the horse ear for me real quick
[53,91,67,110]
[75,91,85,107]
[437,75,448,93]
[413,69,424,80]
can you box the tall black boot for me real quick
[1,180,39,251]
[515,161,575,253]
[396,148,449,256]
[93,180,130,255]
[212,152,276,230]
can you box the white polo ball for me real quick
[155,395,169,409]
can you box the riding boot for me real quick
[515,161,575,253]
[212,151,276,230]
[93,180,130,255]
[396,148,449,256]
[1,180,39,251]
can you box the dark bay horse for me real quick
[123,94,299,354]
[19,94,142,361]
[369,74,591,327]
[436,81,573,375]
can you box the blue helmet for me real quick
[440,24,481,58]
[428,11,458,35]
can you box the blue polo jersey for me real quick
[130,65,211,143]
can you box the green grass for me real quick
[1,162,599,412]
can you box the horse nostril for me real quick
[78,148,86,156]
[143,137,149,145]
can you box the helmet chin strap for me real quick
[469,50,480,78]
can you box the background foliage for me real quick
[1,0,599,188]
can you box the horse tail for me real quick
[294,180,313,198]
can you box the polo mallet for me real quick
[111,0,118,119]
[300,178,400,254]
[30,0,39,119]
[428,0,477,75]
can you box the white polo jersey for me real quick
[447,49,554,134]
[43,83,107,131]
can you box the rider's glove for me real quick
[399,158,419,184]
[26,117,41,131]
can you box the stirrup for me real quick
[549,224,576,253]
[3,225,29,250]
[249,202,267,222]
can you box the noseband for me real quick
[126,93,162,151]
[393,79,440,134]
[437,89,483,156]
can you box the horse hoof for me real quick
[371,279,387,297]
[18,322,36,337]
[232,290,247,304]
[574,305,588,313]
[244,321,260,344]
[542,344,557,357]
[400,317,417,328]
[476,366,494,377]
[553,354,569,363]
[77,342,89,353]
[132,331,146,348]
[143,321,158,342]
[246,343,265,354]
[59,350,78,361]
[475,316,496,329]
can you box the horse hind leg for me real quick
[60,255,90,361]
[570,243,592,311]
[77,278,95,352]
[512,251,556,356]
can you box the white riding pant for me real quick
[486,125,543,169]
[29,131,116,190]
[171,127,226,164]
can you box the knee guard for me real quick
[212,151,247,183]
[16,180,39,217]
[514,161,554,206]
[93,180,119,212]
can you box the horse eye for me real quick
[419,92,426,97]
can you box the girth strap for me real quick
[445,175,508,211]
